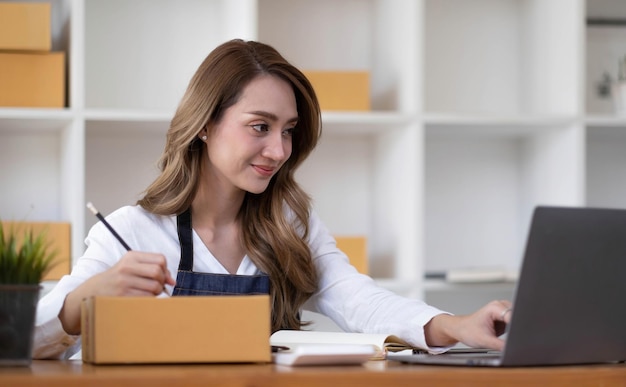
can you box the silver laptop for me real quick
[392,206,626,367]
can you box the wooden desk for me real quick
[1,360,625,387]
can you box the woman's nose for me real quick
[262,131,290,161]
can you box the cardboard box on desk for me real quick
[0,52,65,108]
[0,2,51,51]
[81,295,272,364]
[303,71,370,111]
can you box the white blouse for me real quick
[33,205,449,359]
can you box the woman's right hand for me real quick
[88,251,176,296]
[58,251,176,335]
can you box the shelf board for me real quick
[0,108,73,133]
[424,113,578,137]
[585,115,626,128]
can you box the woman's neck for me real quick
[191,180,244,228]
[190,174,247,274]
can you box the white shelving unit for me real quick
[2,0,625,313]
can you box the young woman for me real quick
[34,39,511,359]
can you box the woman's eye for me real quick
[283,127,295,137]
[250,123,269,132]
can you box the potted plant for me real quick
[0,222,57,366]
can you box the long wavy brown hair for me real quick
[137,39,321,332]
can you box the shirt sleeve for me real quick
[304,211,452,354]
[32,214,128,359]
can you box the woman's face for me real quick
[204,75,298,195]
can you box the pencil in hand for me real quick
[86,202,131,251]
[86,202,171,296]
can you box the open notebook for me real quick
[270,330,421,365]
[391,206,626,367]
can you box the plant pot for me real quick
[0,284,40,366]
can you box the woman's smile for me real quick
[252,164,277,178]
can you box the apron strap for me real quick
[176,208,193,271]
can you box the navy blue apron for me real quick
[171,209,270,296]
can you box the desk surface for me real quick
[1,360,625,387]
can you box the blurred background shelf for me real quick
[2,0,626,315]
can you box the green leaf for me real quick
[0,221,59,284]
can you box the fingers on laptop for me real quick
[493,300,513,322]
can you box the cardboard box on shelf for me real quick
[0,2,51,51]
[1,221,71,281]
[81,295,272,364]
[303,71,370,111]
[0,51,65,108]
